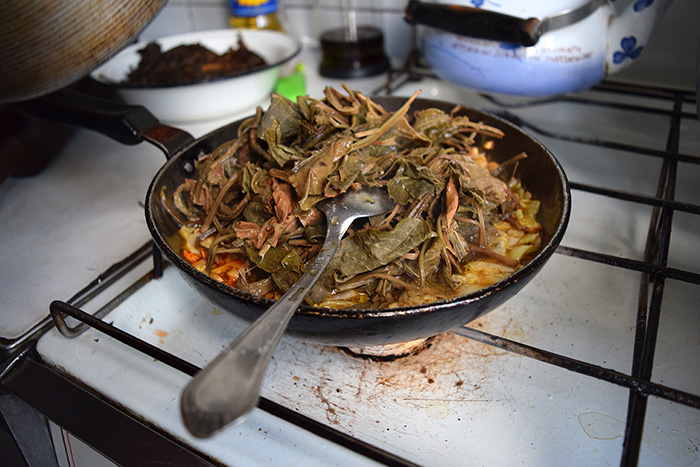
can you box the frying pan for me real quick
[23,89,570,346]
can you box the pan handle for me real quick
[404,0,540,46]
[19,89,195,159]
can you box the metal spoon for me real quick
[181,186,395,437]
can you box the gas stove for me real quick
[1,43,699,467]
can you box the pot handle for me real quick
[19,89,195,160]
[404,0,540,46]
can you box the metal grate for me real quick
[416,78,700,466]
[46,77,700,467]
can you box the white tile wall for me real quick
[139,0,699,89]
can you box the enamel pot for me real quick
[405,0,675,96]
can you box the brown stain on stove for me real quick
[369,332,505,393]
[312,383,344,425]
[151,328,168,345]
[270,312,525,430]
[419,366,435,384]
[330,331,506,424]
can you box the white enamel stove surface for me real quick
[35,72,700,466]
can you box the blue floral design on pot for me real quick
[613,36,644,64]
[634,0,654,12]
[470,0,501,7]
[499,42,524,61]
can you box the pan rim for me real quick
[145,97,571,324]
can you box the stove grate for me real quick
[45,77,700,467]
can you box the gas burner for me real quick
[338,336,434,361]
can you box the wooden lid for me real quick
[0,0,165,103]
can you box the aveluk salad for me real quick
[162,86,542,309]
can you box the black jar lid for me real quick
[319,26,391,79]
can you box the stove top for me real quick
[3,51,700,466]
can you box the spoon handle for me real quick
[180,215,353,438]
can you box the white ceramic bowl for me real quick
[91,29,302,123]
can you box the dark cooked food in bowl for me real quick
[161,86,548,310]
[124,36,267,86]
[90,29,302,122]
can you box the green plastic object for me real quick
[274,63,306,100]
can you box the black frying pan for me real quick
[23,89,570,346]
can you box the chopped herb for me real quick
[169,86,542,309]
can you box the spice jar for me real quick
[229,0,283,31]
[318,1,390,78]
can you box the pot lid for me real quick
[0,0,166,104]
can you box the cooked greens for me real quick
[166,86,542,309]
